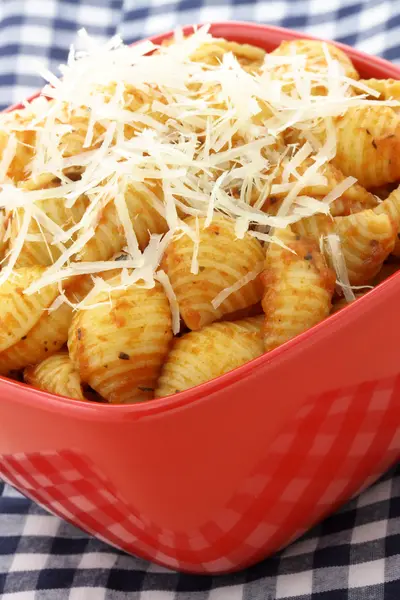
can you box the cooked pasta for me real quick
[155,316,264,397]
[76,181,167,262]
[9,178,88,267]
[68,279,173,403]
[0,30,399,403]
[269,39,360,92]
[0,109,36,182]
[335,210,396,284]
[190,39,266,68]
[162,216,265,330]
[358,78,400,101]
[0,267,75,374]
[264,159,377,217]
[0,267,63,354]
[24,353,85,401]
[262,229,335,352]
[293,209,397,285]
[374,185,400,256]
[329,106,400,188]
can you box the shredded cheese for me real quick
[325,233,356,302]
[211,262,264,309]
[0,27,396,326]
[155,269,180,334]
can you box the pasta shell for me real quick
[264,159,377,216]
[68,280,173,403]
[60,86,162,153]
[0,109,36,183]
[330,106,400,188]
[24,352,85,401]
[262,229,335,352]
[0,266,62,353]
[77,182,167,262]
[162,216,265,330]
[293,209,397,285]
[374,186,400,256]
[191,39,265,69]
[335,211,396,284]
[155,316,264,398]
[0,267,76,374]
[10,180,88,267]
[269,39,359,93]
[358,78,400,102]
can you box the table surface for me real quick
[0,1,400,598]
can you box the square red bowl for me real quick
[0,21,399,575]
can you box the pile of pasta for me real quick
[1,27,400,403]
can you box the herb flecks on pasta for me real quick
[68,279,173,403]
[0,28,400,402]
[162,215,264,330]
[155,316,264,397]
[261,229,335,352]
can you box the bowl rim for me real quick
[3,20,400,418]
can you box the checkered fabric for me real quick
[0,466,399,599]
[1,0,400,109]
[0,0,400,598]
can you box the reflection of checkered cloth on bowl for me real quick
[0,0,400,598]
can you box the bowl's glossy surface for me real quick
[0,21,400,575]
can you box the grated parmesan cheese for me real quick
[0,27,397,328]
[211,262,264,309]
[155,269,180,334]
[325,233,356,302]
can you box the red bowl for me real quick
[1,21,400,575]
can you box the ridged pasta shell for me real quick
[262,229,335,352]
[358,78,400,102]
[293,209,397,285]
[68,280,173,403]
[0,267,77,374]
[0,110,36,182]
[264,159,377,216]
[269,39,359,92]
[155,316,264,398]
[0,266,62,353]
[162,216,265,330]
[10,182,88,267]
[24,352,85,401]
[330,106,400,188]
[191,40,266,69]
[77,182,167,262]
[374,186,400,256]
[335,211,396,284]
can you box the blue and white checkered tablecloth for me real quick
[0,1,400,598]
